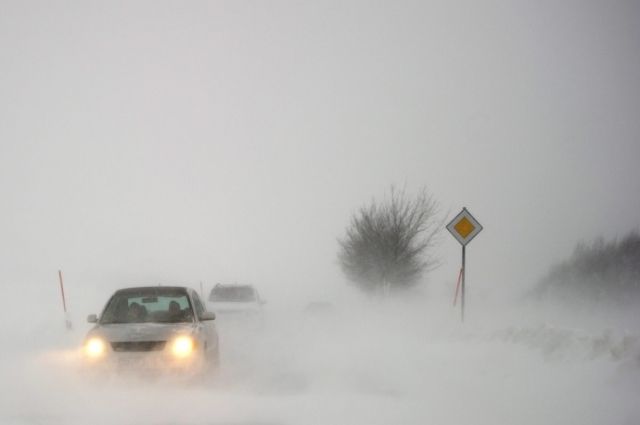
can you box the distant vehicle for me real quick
[83,286,219,376]
[207,283,264,315]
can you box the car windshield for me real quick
[100,288,194,324]
[209,285,256,302]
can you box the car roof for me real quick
[114,286,192,294]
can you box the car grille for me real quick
[110,341,166,352]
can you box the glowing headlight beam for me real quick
[171,336,194,358]
[85,337,106,358]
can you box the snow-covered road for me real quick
[1,301,638,425]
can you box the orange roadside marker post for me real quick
[58,270,73,330]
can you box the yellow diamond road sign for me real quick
[447,207,483,246]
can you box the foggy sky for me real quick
[1,0,639,305]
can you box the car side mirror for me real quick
[87,314,98,323]
[200,311,216,321]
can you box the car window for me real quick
[100,288,194,324]
[192,292,206,318]
[209,285,256,302]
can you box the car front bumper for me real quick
[83,348,207,377]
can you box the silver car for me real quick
[83,286,219,376]
[208,283,264,315]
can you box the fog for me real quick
[1,285,639,425]
[2,0,640,424]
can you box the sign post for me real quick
[446,207,483,321]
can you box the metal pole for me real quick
[58,270,67,313]
[461,245,466,322]
[59,270,72,330]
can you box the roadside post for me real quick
[58,270,73,330]
[446,207,483,322]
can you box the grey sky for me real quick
[1,1,639,302]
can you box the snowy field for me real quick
[1,286,639,425]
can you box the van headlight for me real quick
[171,336,194,358]
[84,337,106,358]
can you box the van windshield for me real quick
[209,286,256,302]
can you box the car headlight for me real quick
[84,337,106,358]
[171,336,194,358]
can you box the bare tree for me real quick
[533,231,640,305]
[338,186,442,294]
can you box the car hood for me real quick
[88,322,196,342]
